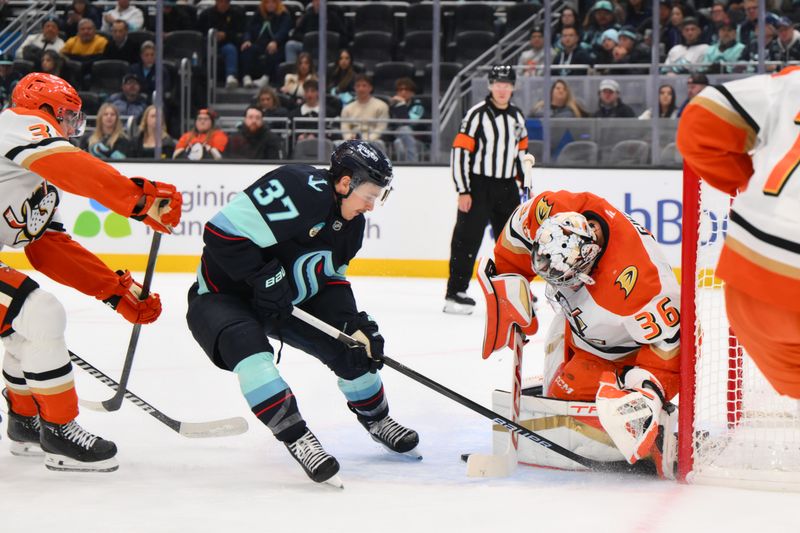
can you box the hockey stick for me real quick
[521,153,535,202]
[465,324,523,477]
[97,231,162,412]
[290,307,612,471]
[70,350,249,438]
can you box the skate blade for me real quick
[323,474,344,489]
[400,447,423,460]
[443,301,474,315]
[44,453,119,473]
[9,441,44,457]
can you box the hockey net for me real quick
[678,165,800,491]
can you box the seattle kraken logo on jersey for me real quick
[291,251,347,304]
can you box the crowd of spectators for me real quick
[1,0,797,162]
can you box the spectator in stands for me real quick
[638,84,678,119]
[40,50,65,78]
[743,15,781,68]
[388,77,425,162]
[15,17,65,61]
[0,54,19,110]
[80,102,132,159]
[163,0,195,33]
[775,16,800,64]
[101,0,144,33]
[131,105,176,159]
[703,22,745,73]
[198,0,246,89]
[0,0,10,33]
[102,20,139,64]
[790,0,800,24]
[593,79,635,118]
[677,72,709,117]
[227,105,282,160]
[553,26,593,76]
[530,79,588,118]
[707,1,730,44]
[281,52,316,107]
[256,86,289,117]
[290,79,321,119]
[664,18,710,73]
[623,0,651,29]
[129,41,172,101]
[107,73,148,123]
[173,108,228,160]
[553,7,580,48]
[61,18,108,64]
[618,26,651,63]
[519,26,546,75]
[291,79,322,141]
[583,1,619,49]
[738,0,760,49]
[285,0,348,63]
[241,0,293,89]
[62,0,102,39]
[340,74,389,142]
[329,48,356,105]
[593,28,619,65]
[663,4,687,53]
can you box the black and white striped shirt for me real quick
[451,97,528,193]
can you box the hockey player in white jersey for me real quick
[678,66,800,399]
[0,73,182,471]
[490,190,681,477]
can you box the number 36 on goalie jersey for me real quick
[494,190,681,362]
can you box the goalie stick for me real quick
[96,231,162,412]
[70,350,249,438]
[290,307,618,472]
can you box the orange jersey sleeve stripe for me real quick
[24,231,123,301]
[677,97,756,195]
[452,133,476,152]
[27,149,142,217]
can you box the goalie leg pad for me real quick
[478,258,538,359]
[595,369,677,478]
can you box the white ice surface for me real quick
[2,274,798,533]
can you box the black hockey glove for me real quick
[252,259,293,322]
[345,312,384,373]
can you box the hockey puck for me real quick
[460,453,471,463]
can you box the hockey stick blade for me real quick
[70,350,249,438]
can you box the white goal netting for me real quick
[683,181,800,491]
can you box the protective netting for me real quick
[687,183,800,490]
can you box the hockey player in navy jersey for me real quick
[186,140,419,486]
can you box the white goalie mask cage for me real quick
[531,212,601,288]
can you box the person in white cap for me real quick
[592,79,635,118]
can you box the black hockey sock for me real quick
[250,388,306,443]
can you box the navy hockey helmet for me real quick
[330,140,393,201]
[488,65,516,86]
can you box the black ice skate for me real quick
[285,428,343,488]
[361,416,421,459]
[40,419,118,472]
[3,389,43,457]
[443,292,476,315]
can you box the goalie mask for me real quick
[532,212,601,288]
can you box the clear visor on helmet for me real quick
[61,109,86,138]
[351,181,393,206]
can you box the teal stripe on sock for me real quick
[338,372,382,402]
[233,352,288,408]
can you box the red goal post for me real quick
[678,164,800,491]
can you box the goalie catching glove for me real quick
[595,368,677,479]
[346,312,384,373]
[101,270,162,324]
[130,178,182,234]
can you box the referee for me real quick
[444,65,528,314]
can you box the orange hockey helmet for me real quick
[12,72,85,136]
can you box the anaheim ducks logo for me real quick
[535,196,553,224]
[615,266,638,298]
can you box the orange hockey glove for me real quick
[102,270,162,324]
[130,178,182,234]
